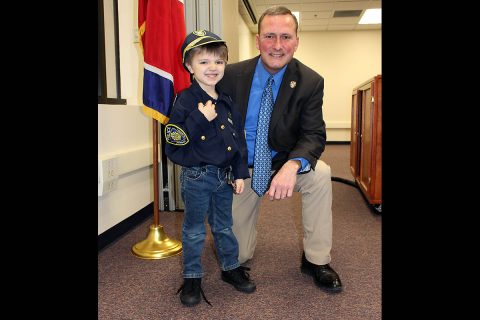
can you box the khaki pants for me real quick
[232,160,333,265]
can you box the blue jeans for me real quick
[180,165,240,278]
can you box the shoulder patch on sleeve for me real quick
[165,124,189,146]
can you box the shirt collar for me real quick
[255,59,288,88]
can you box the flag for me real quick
[138,0,190,124]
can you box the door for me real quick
[359,86,373,197]
[350,90,361,178]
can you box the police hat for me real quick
[181,30,226,70]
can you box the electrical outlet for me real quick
[98,157,119,196]
[103,178,118,193]
[98,178,118,196]
[101,157,118,180]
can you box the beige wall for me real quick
[221,0,240,63]
[238,14,256,61]
[295,30,381,140]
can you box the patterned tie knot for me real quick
[252,75,275,197]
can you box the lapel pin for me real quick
[290,81,296,88]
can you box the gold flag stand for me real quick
[132,119,182,259]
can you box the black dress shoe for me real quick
[301,252,342,292]
[176,278,211,306]
[221,266,256,293]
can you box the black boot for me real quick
[301,252,342,292]
[176,278,211,306]
[221,266,256,293]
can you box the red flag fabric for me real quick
[138,0,190,124]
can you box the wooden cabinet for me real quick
[350,75,382,209]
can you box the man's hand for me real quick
[267,160,300,200]
[198,100,217,121]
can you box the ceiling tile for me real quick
[252,0,381,32]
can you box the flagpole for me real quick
[131,119,182,259]
[132,0,187,259]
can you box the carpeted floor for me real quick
[98,144,381,319]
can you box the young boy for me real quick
[164,30,256,307]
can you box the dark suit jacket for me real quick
[218,56,326,171]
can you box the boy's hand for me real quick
[198,100,217,121]
[233,179,244,194]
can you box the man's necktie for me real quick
[252,75,274,197]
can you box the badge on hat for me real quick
[193,30,206,37]
[165,124,189,146]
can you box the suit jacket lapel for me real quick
[235,57,259,118]
[270,60,298,131]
